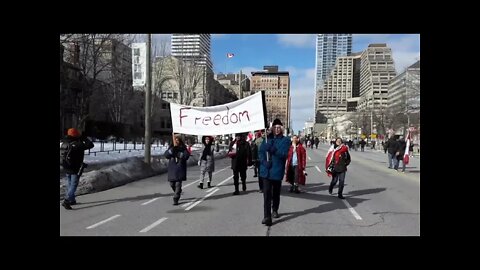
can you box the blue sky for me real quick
[151,34,420,133]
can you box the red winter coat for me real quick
[325,144,349,177]
[285,144,307,185]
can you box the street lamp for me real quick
[403,77,410,136]
[203,65,207,107]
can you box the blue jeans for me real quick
[66,173,79,203]
[395,158,406,172]
[330,172,346,188]
[387,153,395,168]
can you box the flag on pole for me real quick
[403,131,410,165]
[227,53,234,58]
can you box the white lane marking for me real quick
[303,184,324,189]
[214,175,234,187]
[308,156,311,160]
[185,188,220,211]
[182,179,201,188]
[141,198,160,205]
[315,166,322,173]
[183,167,229,188]
[86,215,121,229]
[181,199,197,208]
[187,175,233,207]
[342,199,362,220]
[213,167,229,175]
[203,174,233,192]
[139,217,168,233]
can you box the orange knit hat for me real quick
[67,128,80,137]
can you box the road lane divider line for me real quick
[86,214,121,229]
[342,200,362,220]
[139,217,168,233]
[185,188,220,211]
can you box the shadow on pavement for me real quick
[72,192,172,210]
[272,187,387,225]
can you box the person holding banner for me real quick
[228,133,252,195]
[197,136,216,189]
[259,119,291,226]
[164,134,190,205]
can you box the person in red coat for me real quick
[285,135,306,193]
[325,138,351,199]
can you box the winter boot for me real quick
[338,185,345,199]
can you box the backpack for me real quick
[344,151,351,166]
[60,141,73,167]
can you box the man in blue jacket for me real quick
[258,118,291,226]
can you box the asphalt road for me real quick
[60,143,420,236]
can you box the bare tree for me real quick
[384,68,421,135]
[151,38,170,117]
[173,58,204,106]
[100,35,136,124]
[60,34,135,131]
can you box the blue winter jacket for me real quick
[164,145,190,182]
[258,134,291,181]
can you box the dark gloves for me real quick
[264,143,277,154]
[263,160,272,169]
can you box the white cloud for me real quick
[277,34,316,48]
[388,35,420,72]
[289,68,316,133]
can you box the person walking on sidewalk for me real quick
[258,118,291,226]
[325,138,351,199]
[60,128,94,210]
[228,133,252,195]
[164,134,190,205]
[197,136,216,189]
[385,136,400,169]
[285,135,307,193]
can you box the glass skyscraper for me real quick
[171,34,212,71]
[315,34,352,91]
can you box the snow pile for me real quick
[60,149,228,199]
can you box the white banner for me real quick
[170,92,266,135]
[132,43,146,87]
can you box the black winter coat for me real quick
[60,136,94,174]
[250,142,259,161]
[164,145,190,182]
[386,138,400,155]
[397,140,406,160]
[334,151,351,173]
[229,139,252,171]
